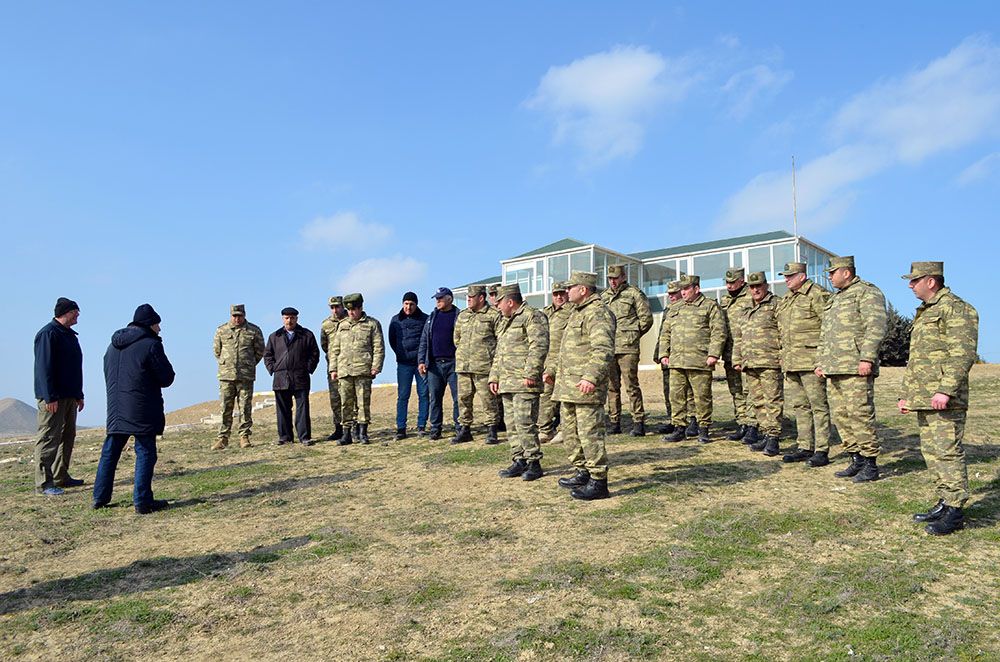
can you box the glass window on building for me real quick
[547,254,569,289]
[641,259,677,295]
[732,251,743,268]
[535,259,545,292]
[693,252,730,290]
[594,252,608,287]
[570,250,592,276]
[748,246,771,279]
[504,260,535,293]
[772,243,795,280]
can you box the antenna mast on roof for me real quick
[792,155,800,262]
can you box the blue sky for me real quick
[2,2,997,425]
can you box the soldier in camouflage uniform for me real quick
[602,265,653,436]
[487,283,506,432]
[330,293,385,445]
[661,275,726,443]
[776,262,832,467]
[320,296,347,441]
[212,304,265,450]
[732,273,783,456]
[816,256,887,482]
[453,285,502,445]
[653,281,694,434]
[539,281,572,442]
[720,268,756,442]
[548,271,616,500]
[898,262,979,535]
[489,284,549,481]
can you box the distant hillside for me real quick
[0,398,38,437]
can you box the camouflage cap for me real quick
[678,274,700,288]
[901,261,944,280]
[230,304,246,316]
[567,271,598,288]
[343,293,364,309]
[747,271,768,286]
[467,285,486,297]
[724,268,745,283]
[607,264,626,278]
[497,283,521,300]
[551,280,569,293]
[666,280,682,294]
[825,255,855,273]
[487,284,499,296]
[779,262,807,276]
[328,295,343,307]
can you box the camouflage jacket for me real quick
[553,293,616,405]
[489,303,549,394]
[902,288,979,410]
[331,314,385,377]
[817,277,887,376]
[542,303,573,375]
[454,304,502,374]
[320,314,346,366]
[720,284,752,360]
[733,292,781,369]
[213,320,265,381]
[776,280,829,372]
[601,282,653,355]
[652,300,679,366]
[659,293,726,371]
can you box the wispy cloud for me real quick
[718,35,1000,233]
[955,151,1000,186]
[300,211,392,251]
[336,255,428,298]
[722,64,793,120]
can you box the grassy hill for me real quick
[1,366,998,660]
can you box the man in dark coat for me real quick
[33,297,86,496]
[264,307,320,445]
[417,287,460,440]
[92,304,176,514]
[388,291,429,439]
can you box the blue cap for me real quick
[433,287,453,299]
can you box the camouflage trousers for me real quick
[660,366,694,421]
[784,371,831,452]
[218,379,254,441]
[826,375,879,457]
[34,398,77,489]
[917,409,969,507]
[743,368,783,436]
[669,369,713,427]
[457,372,498,426]
[607,353,645,423]
[326,371,342,426]
[501,392,542,462]
[538,380,561,435]
[724,360,752,425]
[339,376,372,424]
[563,402,609,480]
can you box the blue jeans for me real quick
[427,358,459,433]
[396,363,429,430]
[93,434,157,506]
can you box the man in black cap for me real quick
[93,303,175,513]
[264,307,320,445]
[33,297,85,496]
[417,287,460,440]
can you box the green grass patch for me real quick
[408,578,459,606]
[162,462,281,497]
[303,528,367,558]
[454,527,516,544]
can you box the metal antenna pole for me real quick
[792,155,800,262]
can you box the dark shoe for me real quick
[395,428,407,441]
[749,435,768,452]
[275,438,290,446]
[762,436,780,456]
[135,499,169,515]
[607,421,622,435]
[685,417,699,438]
[522,460,544,481]
[913,499,946,523]
[499,459,527,478]
[451,425,473,445]
[783,448,813,463]
[742,426,760,445]
[337,425,354,446]
[925,506,964,535]
[327,424,344,442]
[658,423,676,434]
[429,428,442,441]
[496,420,507,432]
[630,421,646,437]
[485,425,500,445]
[558,470,590,488]
[571,478,610,501]
[727,424,747,441]
[417,427,427,437]
[852,456,880,483]
[358,424,370,445]
[300,438,314,447]
[56,477,85,488]
[662,428,686,443]
[697,426,712,444]
[91,500,109,510]
[834,453,863,478]
[806,450,830,467]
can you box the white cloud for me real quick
[300,211,392,250]
[955,151,1000,186]
[336,255,428,298]
[722,64,793,120]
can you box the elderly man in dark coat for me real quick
[92,304,175,514]
[264,307,320,445]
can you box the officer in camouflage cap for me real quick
[601,264,654,436]
[732,272,783,456]
[331,293,385,445]
[486,283,506,432]
[816,256,887,482]
[776,262,832,466]
[653,280,694,434]
[549,271,616,500]
[661,275,726,443]
[720,267,755,442]
[539,280,573,442]
[320,295,348,441]
[898,262,979,535]
[212,304,265,450]
[453,284,503,445]
[489,283,550,481]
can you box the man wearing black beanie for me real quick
[389,291,429,439]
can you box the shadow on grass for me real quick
[612,460,780,496]
[166,467,381,509]
[0,536,311,615]
[610,444,701,468]
[157,459,274,479]
[968,475,1000,528]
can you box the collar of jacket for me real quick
[577,293,601,309]
[726,284,748,300]
[750,291,775,309]
[837,275,862,292]
[790,280,815,297]
[684,293,707,307]
[346,313,368,325]
[51,319,79,336]
[921,286,951,309]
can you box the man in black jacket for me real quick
[33,297,85,496]
[417,288,460,440]
[389,291,429,439]
[92,304,176,514]
[264,307,320,445]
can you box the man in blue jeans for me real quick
[389,291,429,439]
[418,287,460,440]
[93,304,175,514]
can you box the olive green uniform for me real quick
[601,280,653,424]
[733,290,782,436]
[540,302,572,435]
[652,300,694,421]
[320,313,345,427]
[720,281,754,426]
[454,303,502,427]
[332,313,385,425]
[660,293,726,427]
[213,317,265,442]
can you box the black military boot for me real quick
[925,505,964,535]
[326,424,344,442]
[697,426,711,444]
[806,450,830,467]
[685,417,699,438]
[499,459,527,478]
[726,424,747,441]
[496,420,507,432]
[852,455,879,483]
[749,434,769,452]
[558,470,590,488]
[451,425,473,445]
[783,448,813,463]
[337,424,353,446]
[742,426,760,446]
[630,421,646,437]
[662,427,686,442]
[485,425,500,445]
[522,460,544,481]
[571,478,610,501]
[429,428,442,440]
[607,420,622,435]
[761,435,780,456]
[913,499,946,522]
[358,424,370,445]
[658,422,676,434]
[834,453,863,478]
[394,428,407,441]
